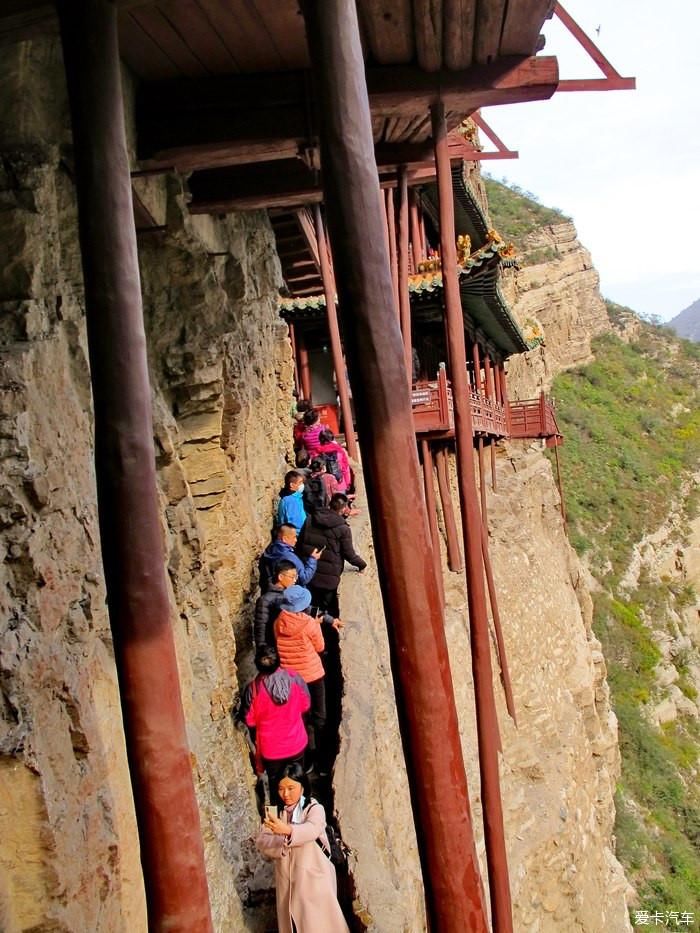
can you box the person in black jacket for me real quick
[296,493,365,776]
[297,493,366,617]
[253,560,298,649]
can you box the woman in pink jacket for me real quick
[300,409,327,459]
[256,762,349,933]
[242,645,310,802]
[274,585,342,773]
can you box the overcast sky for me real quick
[482,0,700,322]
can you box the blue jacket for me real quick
[277,490,307,533]
[258,540,317,593]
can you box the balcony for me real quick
[411,367,508,439]
[508,393,563,447]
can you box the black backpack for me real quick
[321,450,343,484]
[303,475,327,513]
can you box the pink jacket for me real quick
[245,672,310,760]
[316,441,351,491]
[301,423,326,458]
[275,610,325,683]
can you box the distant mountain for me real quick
[669,298,700,341]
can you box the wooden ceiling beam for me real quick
[138,55,558,169]
[0,0,149,44]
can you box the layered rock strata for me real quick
[501,222,611,398]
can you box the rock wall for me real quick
[0,38,292,932]
[501,222,611,398]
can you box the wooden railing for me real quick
[509,392,562,444]
[412,366,508,438]
[411,366,454,434]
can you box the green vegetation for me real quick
[550,328,700,583]
[548,316,700,917]
[483,176,570,261]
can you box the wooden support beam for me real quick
[432,98,513,933]
[435,446,463,573]
[314,205,359,461]
[56,2,213,929]
[421,439,445,611]
[385,188,400,318]
[137,56,558,170]
[553,2,636,91]
[288,322,300,396]
[297,333,312,401]
[398,166,413,388]
[301,2,488,927]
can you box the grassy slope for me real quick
[549,318,700,915]
[483,176,570,262]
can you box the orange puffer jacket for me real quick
[274,609,325,683]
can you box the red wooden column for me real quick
[484,352,496,402]
[499,362,511,434]
[432,99,513,933]
[397,167,413,387]
[421,439,445,610]
[301,3,487,929]
[385,188,400,317]
[472,336,483,395]
[435,446,463,573]
[494,357,503,406]
[314,205,359,460]
[409,189,424,268]
[288,322,300,396]
[297,333,312,401]
[56,2,213,930]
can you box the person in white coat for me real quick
[255,762,349,933]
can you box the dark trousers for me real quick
[263,750,305,806]
[306,676,326,767]
[309,585,340,618]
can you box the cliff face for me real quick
[501,222,611,398]
[1,39,631,933]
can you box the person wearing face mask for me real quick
[255,762,349,933]
[276,470,308,533]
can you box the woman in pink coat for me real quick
[256,762,349,933]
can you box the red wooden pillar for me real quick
[435,446,463,572]
[385,188,400,318]
[314,205,359,461]
[302,3,487,928]
[288,322,300,396]
[421,439,445,610]
[477,436,487,517]
[554,444,567,526]
[56,2,213,930]
[499,362,511,434]
[409,189,424,268]
[484,352,496,402]
[472,336,483,395]
[398,167,413,387]
[298,333,312,401]
[432,99,513,933]
[493,357,503,406]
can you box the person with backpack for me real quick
[315,429,351,493]
[255,762,349,933]
[241,646,310,805]
[303,457,340,514]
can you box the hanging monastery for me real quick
[0,2,636,931]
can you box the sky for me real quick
[481,0,700,322]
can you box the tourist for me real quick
[242,646,310,805]
[253,559,298,649]
[303,457,340,513]
[301,409,326,459]
[297,493,366,617]
[274,585,342,772]
[276,469,307,533]
[259,525,321,593]
[315,429,351,493]
[255,762,349,933]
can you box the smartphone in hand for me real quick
[264,804,278,821]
